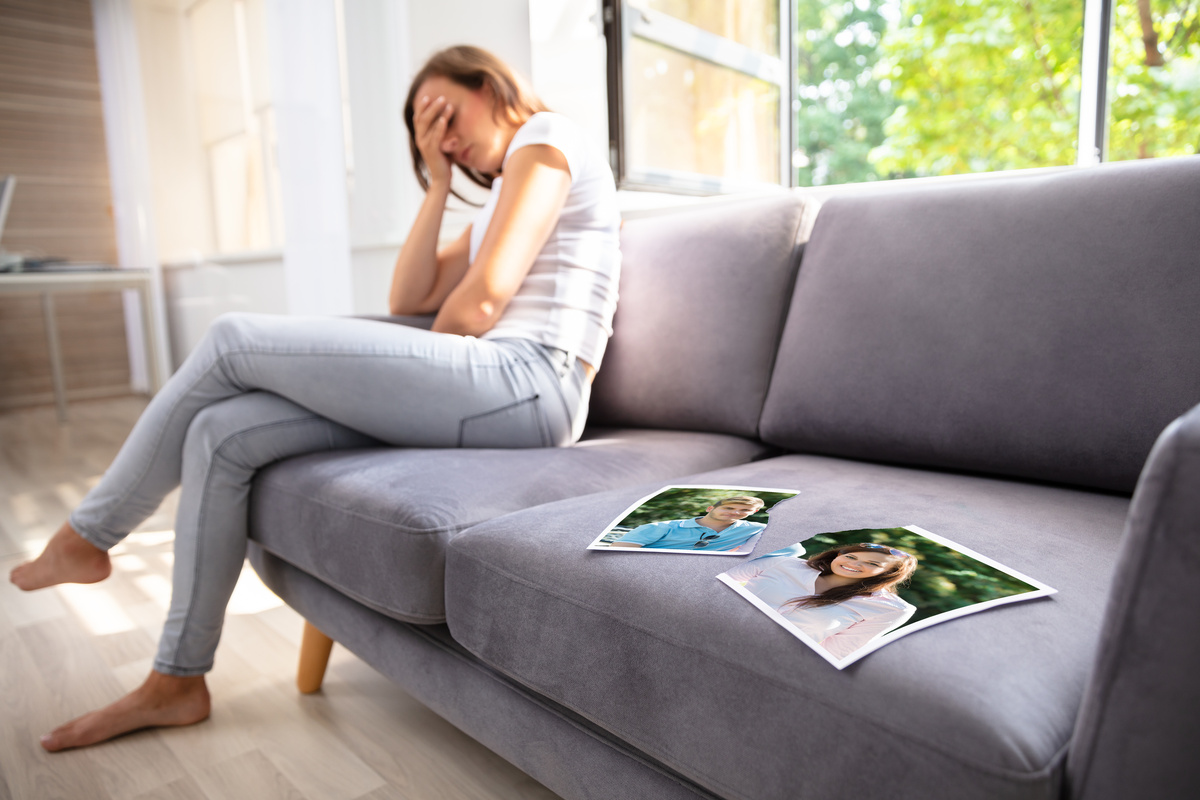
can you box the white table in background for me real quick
[0,268,163,422]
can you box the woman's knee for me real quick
[182,393,322,473]
[202,312,257,353]
[182,399,250,469]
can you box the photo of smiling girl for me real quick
[723,543,918,660]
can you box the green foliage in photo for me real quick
[614,487,797,530]
[802,527,1039,626]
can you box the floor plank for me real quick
[0,398,564,800]
[194,750,308,800]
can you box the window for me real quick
[187,0,283,252]
[607,1,791,191]
[605,0,1198,192]
[1106,0,1200,161]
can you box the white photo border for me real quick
[717,524,1058,669]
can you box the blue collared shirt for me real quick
[616,517,765,551]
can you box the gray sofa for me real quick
[246,156,1200,800]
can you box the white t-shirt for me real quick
[725,556,916,660]
[470,112,621,370]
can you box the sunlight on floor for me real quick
[35,522,286,637]
[133,573,174,608]
[8,492,40,525]
[54,481,86,507]
[57,582,137,635]
[112,553,148,571]
[125,529,177,547]
[228,562,285,615]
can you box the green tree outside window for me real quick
[794,0,1198,185]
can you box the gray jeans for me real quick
[70,312,590,675]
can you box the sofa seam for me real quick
[753,198,813,442]
[257,543,446,625]
[449,545,1070,786]
[254,430,774,536]
[401,624,728,800]
[255,478,485,536]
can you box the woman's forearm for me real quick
[430,278,506,337]
[430,145,571,336]
[389,181,452,315]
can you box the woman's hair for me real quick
[403,45,549,202]
[782,543,918,611]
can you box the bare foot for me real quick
[40,671,211,752]
[9,522,111,591]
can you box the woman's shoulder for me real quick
[516,111,579,137]
[505,112,588,179]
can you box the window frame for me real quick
[606,0,1124,194]
[605,0,793,194]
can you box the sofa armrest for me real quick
[356,314,436,330]
[1068,402,1200,799]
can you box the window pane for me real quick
[189,0,245,143]
[795,0,1083,185]
[210,133,272,252]
[1106,0,1200,160]
[628,37,781,184]
[793,0,894,185]
[640,0,779,57]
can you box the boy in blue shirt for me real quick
[609,495,766,551]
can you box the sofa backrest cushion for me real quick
[759,157,1200,492]
[589,193,816,438]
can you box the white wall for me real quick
[528,0,608,162]
[136,0,614,357]
[408,0,532,78]
[265,0,355,317]
[161,253,287,367]
[133,0,214,261]
[93,0,173,391]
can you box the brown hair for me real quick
[403,45,548,203]
[781,543,918,610]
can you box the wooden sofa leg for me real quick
[297,621,334,694]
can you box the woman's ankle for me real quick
[9,521,111,591]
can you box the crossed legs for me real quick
[9,313,576,751]
[21,392,376,750]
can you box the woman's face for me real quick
[415,76,515,175]
[829,550,901,580]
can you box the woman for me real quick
[9,45,620,751]
[726,543,918,659]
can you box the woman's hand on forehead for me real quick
[415,94,453,184]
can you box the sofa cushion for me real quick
[445,456,1129,800]
[588,193,818,438]
[760,157,1200,492]
[248,428,775,623]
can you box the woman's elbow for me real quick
[432,296,504,337]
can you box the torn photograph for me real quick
[589,485,799,555]
[718,526,1056,668]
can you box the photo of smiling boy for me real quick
[588,486,798,555]
[609,495,766,551]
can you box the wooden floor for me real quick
[0,397,562,800]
